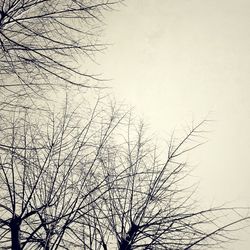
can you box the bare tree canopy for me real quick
[0,0,120,98]
[0,1,249,250]
[0,98,127,249]
[0,103,249,249]
[83,118,250,250]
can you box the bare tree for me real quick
[0,0,121,100]
[0,99,249,249]
[0,98,128,249]
[0,2,249,249]
[85,117,250,250]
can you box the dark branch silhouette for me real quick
[0,1,249,250]
[0,0,121,100]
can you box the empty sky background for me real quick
[92,1,250,249]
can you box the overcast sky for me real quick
[94,1,250,248]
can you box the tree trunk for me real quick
[119,222,139,250]
[119,239,132,250]
[10,217,21,250]
[45,243,50,250]
[44,237,50,250]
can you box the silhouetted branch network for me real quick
[0,1,249,249]
[0,104,249,249]
[0,0,121,98]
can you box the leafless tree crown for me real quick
[0,107,249,249]
[0,1,249,250]
[0,0,119,98]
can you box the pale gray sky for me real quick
[94,1,250,248]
